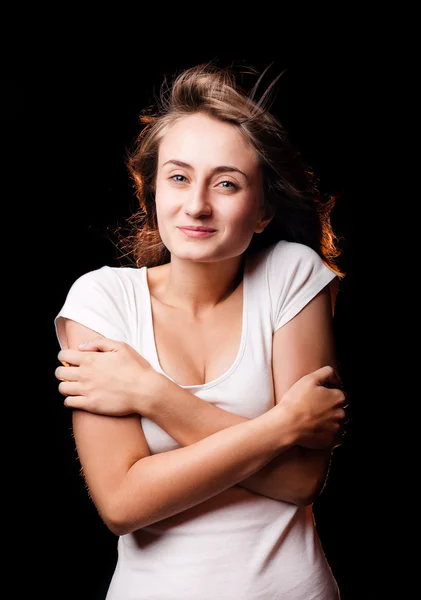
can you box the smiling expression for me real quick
[154,113,270,263]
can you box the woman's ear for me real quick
[255,209,274,234]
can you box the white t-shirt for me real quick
[55,240,340,600]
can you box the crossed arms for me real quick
[57,285,344,535]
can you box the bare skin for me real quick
[55,113,346,534]
[58,316,344,535]
[57,284,344,514]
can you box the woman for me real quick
[54,63,347,599]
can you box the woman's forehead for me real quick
[158,113,259,171]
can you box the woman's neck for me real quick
[151,255,245,318]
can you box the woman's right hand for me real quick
[55,336,164,417]
[277,365,347,450]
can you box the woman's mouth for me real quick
[177,226,216,238]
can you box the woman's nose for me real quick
[184,184,212,217]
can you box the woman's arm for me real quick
[59,316,344,535]
[141,284,338,505]
[237,282,339,504]
[142,384,330,506]
[58,284,341,508]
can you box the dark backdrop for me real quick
[5,56,381,599]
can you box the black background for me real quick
[4,54,386,599]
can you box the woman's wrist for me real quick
[141,374,298,454]
[256,404,298,452]
[139,371,174,418]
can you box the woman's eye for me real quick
[170,174,188,183]
[218,180,237,189]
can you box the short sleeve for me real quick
[54,266,130,349]
[267,241,337,332]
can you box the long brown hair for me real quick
[116,63,345,278]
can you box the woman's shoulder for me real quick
[251,240,323,271]
[268,239,321,260]
[71,264,146,288]
[250,240,335,291]
[58,265,148,312]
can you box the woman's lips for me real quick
[177,227,216,238]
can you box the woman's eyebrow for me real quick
[162,159,249,180]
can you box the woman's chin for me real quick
[171,252,217,263]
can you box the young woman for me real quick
[54,63,347,599]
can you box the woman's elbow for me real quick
[294,488,319,507]
[297,476,328,506]
[98,495,146,536]
[282,488,315,507]
[286,475,326,507]
[102,512,146,536]
[103,515,132,537]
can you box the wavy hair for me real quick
[116,63,345,278]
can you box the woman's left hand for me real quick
[55,337,162,416]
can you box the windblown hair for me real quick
[116,63,344,277]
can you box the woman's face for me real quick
[154,113,269,263]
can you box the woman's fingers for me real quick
[78,337,119,352]
[58,380,81,397]
[63,395,88,409]
[57,339,121,370]
[55,365,80,382]
[57,349,85,366]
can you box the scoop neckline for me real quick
[142,262,249,390]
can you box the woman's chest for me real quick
[150,289,244,387]
[141,358,275,455]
